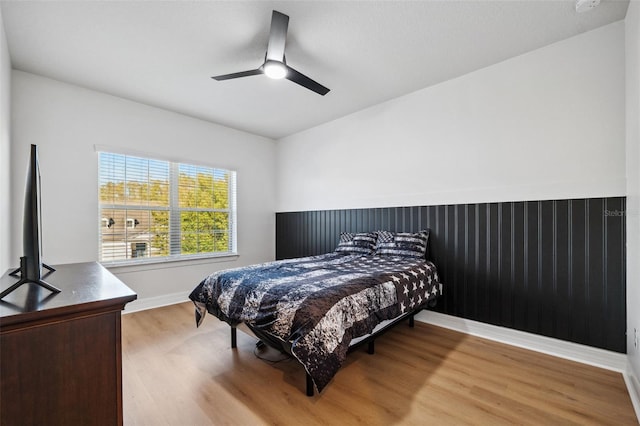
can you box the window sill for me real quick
[101,253,239,274]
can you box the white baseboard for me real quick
[415,311,627,372]
[625,363,640,421]
[123,292,189,314]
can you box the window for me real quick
[98,151,236,263]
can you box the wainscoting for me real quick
[276,197,626,353]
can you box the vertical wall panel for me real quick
[540,201,555,337]
[555,200,570,341]
[512,202,526,331]
[276,197,626,353]
[466,204,477,321]
[523,201,542,333]
[570,199,588,345]
[476,204,489,323]
[500,203,511,326]
[588,199,605,348]
[604,197,626,351]
[488,203,501,326]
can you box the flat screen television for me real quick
[0,144,60,299]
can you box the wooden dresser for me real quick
[0,262,137,426]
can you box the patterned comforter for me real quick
[189,253,442,392]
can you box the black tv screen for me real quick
[23,144,43,280]
[0,144,59,299]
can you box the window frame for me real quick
[97,149,237,266]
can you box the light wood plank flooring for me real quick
[122,302,637,425]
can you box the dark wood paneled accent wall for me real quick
[276,197,626,353]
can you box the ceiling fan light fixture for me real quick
[211,11,329,95]
[264,60,287,79]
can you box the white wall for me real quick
[625,0,640,406]
[276,22,626,212]
[0,8,11,274]
[10,71,276,308]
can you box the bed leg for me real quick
[409,315,415,328]
[306,373,314,397]
[367,340,375,355]
[231,326,237,349]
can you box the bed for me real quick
[189,231,442,395]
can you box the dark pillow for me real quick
[375,230,430,258]
[334,232,377,255]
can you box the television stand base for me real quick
[9,261,55,276]
[1,258,59,299]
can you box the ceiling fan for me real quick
[212,10,330,96]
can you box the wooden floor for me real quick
[122,302,638,425]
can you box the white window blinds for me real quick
[98,151,236,263]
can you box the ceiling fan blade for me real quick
[211,68,263,81]
[266,11,289,62]
[285,66,330,96]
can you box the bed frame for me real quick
[229,305,429,396]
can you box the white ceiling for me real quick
[0,0,631,140]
